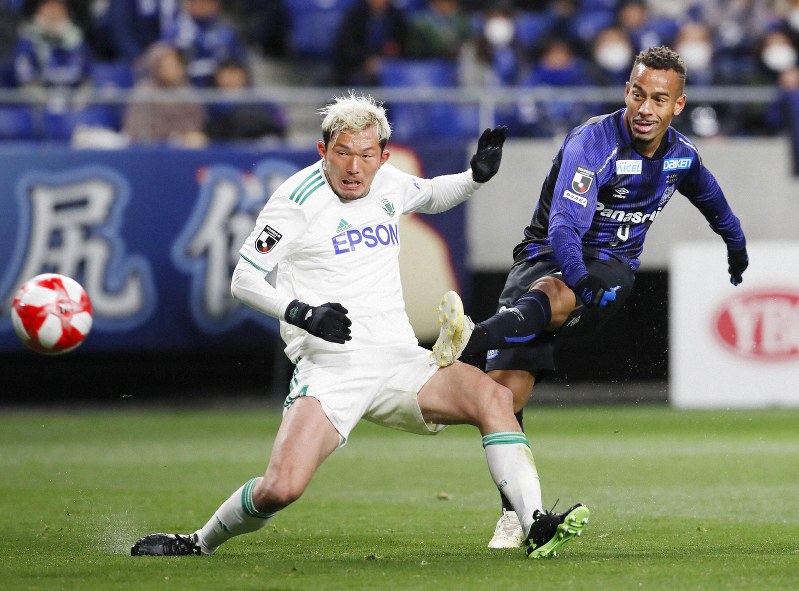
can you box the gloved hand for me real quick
[727,248,748,286]
[285,300,352,344]
[470,126,508,183]
[573,275,618,308]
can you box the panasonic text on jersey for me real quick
[596,202,662,223]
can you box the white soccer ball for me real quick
[11,273,93,355]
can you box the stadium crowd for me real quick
[0,0,797,143]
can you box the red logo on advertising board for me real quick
[713,289,799,361]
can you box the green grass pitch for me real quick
[0,404,796,590]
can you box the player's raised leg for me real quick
[426,301,589,557]
[418,363,543,527]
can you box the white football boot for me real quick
[487,509,524,549]
[431,290,474,367]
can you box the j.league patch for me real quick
[255,224,282,254]
[571,167,595,194]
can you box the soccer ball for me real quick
[11,273,93,355]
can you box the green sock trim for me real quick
[482,432,530,448]
[241,477,275,520]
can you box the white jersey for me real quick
[238,160,478,362]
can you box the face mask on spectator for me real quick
[762,43,797,72]
[595,42,632,72]
[484,17,515,47]
[677,41,713,71]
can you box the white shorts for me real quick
[282,344,444,445]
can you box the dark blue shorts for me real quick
[484,257,635,379]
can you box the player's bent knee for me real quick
[252,478,303,512]
[478,382,515,418]
[531,275,575,320]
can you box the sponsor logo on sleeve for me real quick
[563,190,588,207]
[615,160,642,175]
[571,167,594,194]
[255,224,282,253]
[662,157,693,171]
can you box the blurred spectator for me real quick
[773,63,799,143]
[757,28,798,81]
[524,36,586,88]
[0,1,23,86]
[692,0,775,84]
[762,32,799,136]
[546,0,584,51]
[105,0,180,63]
[588,25,635,87]
[514,36,593,136]
[13,0,91,90]
[122,42,207,146]
[204,60,287,143]
[616,0,678,52]
[671,20,726,137]
[674,20,717,85]
[331,0,408,87]
[160,0,248,87]
[232,0,289,59]
[467,0,526,86]
[406,0,473,59]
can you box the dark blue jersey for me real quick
[516,109,747,286]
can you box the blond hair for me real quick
[319,92,391,149]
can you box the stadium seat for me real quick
[392,0,426,11]
[379,58,459,88]
[379,59,478,141]
[568,9,615,45]
[580,0,618,10]
[41,108,120,141]
[89,61,134,131]
[0,106,36,140]
[285,0,357,58]
[91,60,135,89]
[514,12,552,51]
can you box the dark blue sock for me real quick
[467,290,551,353]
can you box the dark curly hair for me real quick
[633,46,687,90]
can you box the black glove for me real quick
[727,248,748,286]
[573,275,618,308]
[285,300,352,344]
[470,126,508,183]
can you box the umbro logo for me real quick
[611,187,629,199]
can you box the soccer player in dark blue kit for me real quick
[432,45,749,549]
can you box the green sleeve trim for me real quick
[239,252,270,274]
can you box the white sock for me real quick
[482,432,542,534]
[195,477,274,554]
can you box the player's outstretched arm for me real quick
[470,126,508,183]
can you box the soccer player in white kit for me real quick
[131,93,589,559]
